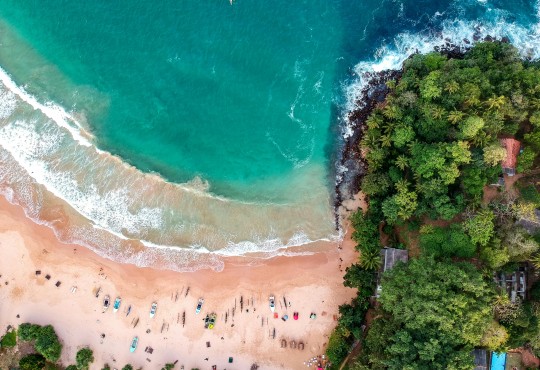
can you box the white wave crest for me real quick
[0,67,93,147]
[343,5,540,138]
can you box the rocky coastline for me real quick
[333,38,504,229]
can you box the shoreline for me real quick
[333,35,510,219]
[0,195,359,369]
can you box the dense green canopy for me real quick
[365,257,494,370]
[327,41,540,369]
[362,42,540,224]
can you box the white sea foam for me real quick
[343,4,540,134]
[0,67,92,147]
[0,118,165,237]
[0,74,338,269]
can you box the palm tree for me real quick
[471,131,489,147]
[380,134,392,148]
[530,97,540,110]
[530,253,540,270]
[432,106,446,120]
[383,104,402,120]
[395,179,410,193]
[485,95,507,111]
[362,134,379,149]
[360,249,382,271]
[395,155,409,170]
[493,291,510,309]
[366,114,382,130]
[444,81,459,94]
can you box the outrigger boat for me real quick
[126,305,132,317]
[204,312,217,329]
[269,295,275,312]
[195,298,204,314]
[149,302,157,318]
[102,295,110,313]
[130,336,139,353]
[113,297,122,313]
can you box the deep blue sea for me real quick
[0,0,537,270]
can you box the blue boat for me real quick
[130,336,139,353]
[113,297,121,313]
[196,298,204,314]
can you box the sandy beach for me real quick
[0,195,359,369]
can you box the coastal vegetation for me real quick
[18,323,63,363]
[328,41,540,369]
[75,347,94,369]
[19,354,47,370]
[0,322,106,370]
[0,329,17,348]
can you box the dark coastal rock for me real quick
[334,69,401,227]
[334,44,475,229]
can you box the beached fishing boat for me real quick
[126,305,131,317]
[269,295,275,312]
[102,295,110,313]
[196,298,204,314]
[204,312,217,329]
[149,302,157,318]
[113,297,121,313]
[130,336,138,353]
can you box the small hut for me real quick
[376,247,409,297]
[472,349,488,370]
[381,247,409,272]
[494,264,527,303]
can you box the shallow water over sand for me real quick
[0,0,538,270]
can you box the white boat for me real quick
[113,297,122,313]
[195,298,204,314]
[269,295,275,312]
[102,295,110,313]
[149,302,157,318]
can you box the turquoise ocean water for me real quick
[0,0,538,270]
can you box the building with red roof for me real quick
[500,138,521,176]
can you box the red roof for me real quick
[500,138,521,169]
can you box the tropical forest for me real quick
[328,41,540,369]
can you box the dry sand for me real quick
[0,196,359,370]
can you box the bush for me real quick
[530,280,540,301]
[76,347,94,369]
[519,185,540,207]
[18,323,42,341]
[0,330,17,347]
[517,146,537,173]
[101,365,111,370]
[18,323,62,364]
[19,354,46,370]
[122,365,133,370]
[34,325,62,362]
[420,225,476,258]
[326,324,352,368]
[66,366,78,370]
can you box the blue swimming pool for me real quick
[491,352,507,370]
